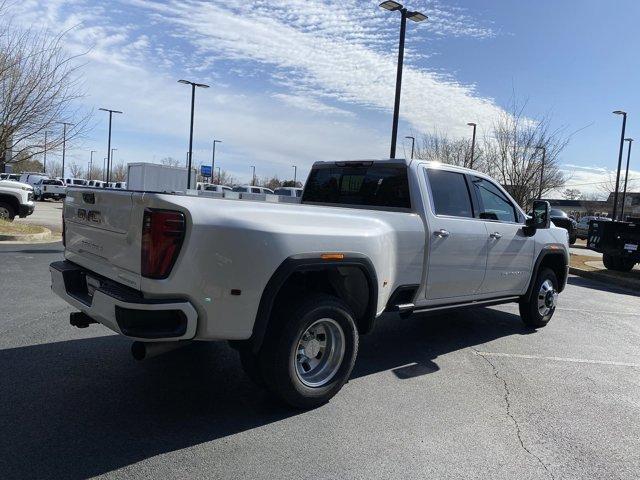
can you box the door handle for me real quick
[433,229,450,238]
[489,232,502,239]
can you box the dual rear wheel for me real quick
[239,294,358,409]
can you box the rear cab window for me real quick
[302,162,411,210]
[425,169,473,218]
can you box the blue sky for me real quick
[13,0,640,192]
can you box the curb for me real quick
[0,227,52,242]
[569,266,640,291]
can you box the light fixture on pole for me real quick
[98,108,123,184]
[621,137,634,221]
[211,139,222,183]
[535,146,546,199]
[178,79,210,189]
[404,136,415,159]
[380,1,427,159]
[612,110,628,220]
[467,122,477,168]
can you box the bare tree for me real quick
[482,99,568,207]
[86,162,102,181]
[216,170,237,187]
[160,157,181,167]
[46,160,62,178]
[68,161,84,178]
[0,2,89,172]
[111,162,126,182]
[562,188,581,200]
[415,130,482,169]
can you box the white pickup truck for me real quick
[50,159,569,408]
[0,179,35,221]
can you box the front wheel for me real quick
[519,268,558,328]
[0,202,16,221]
[260,294,358,409]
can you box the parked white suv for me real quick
[51,159,568,408]
[0,180,35,221]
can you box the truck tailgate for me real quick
[63,188,143,289]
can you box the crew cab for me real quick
[34,178,66,201]
[50,159,568,408]
[0,180,35,221]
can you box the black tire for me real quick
[618,258,636,272]
[259,293,358,409]
[0,201,16,221]
[604,253,634,272]
[569,234,577,245]
[519,268,558,328]
[603,253,621,270]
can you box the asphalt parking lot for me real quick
[1,242,639,479]
[16,200,63,233]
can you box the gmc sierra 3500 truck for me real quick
[50,159,569,408]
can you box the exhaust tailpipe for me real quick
[131,340,191,360]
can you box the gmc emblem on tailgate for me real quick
[87,210,102,223]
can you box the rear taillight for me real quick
[141,209,186,279]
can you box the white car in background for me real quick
[19,172,49,188]
[274,187,303,198]
[87,180,106,188]
[64,178,88,187]
[232,185,274,194]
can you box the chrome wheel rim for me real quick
[294,318,345,388]
[0,206,10,219]
[537,279,557,317]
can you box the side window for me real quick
[471,177,517,223]
[251,187,261,194]
[426,169,474,218]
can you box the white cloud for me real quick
[9,0,504,183]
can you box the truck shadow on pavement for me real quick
[0,307,530,479]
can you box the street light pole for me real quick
[59,122,73,179]
[621,137,634,221]
[211,139,221,183]
[43,130,52,174]
[404,136,415,159]
[613,111,628,220]
[98,108,123,184]
[380,2,427,159]
[110,148,117,181]
[292,165,297,184]
[535,146,546,199]
[467,122,477,168]
[89,150,96,180]
[103,157,107,181]
[250,165,256,186]
[178,79,210,189]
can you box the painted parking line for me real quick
[474,351,640,368]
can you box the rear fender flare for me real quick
[249,254,378,354]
